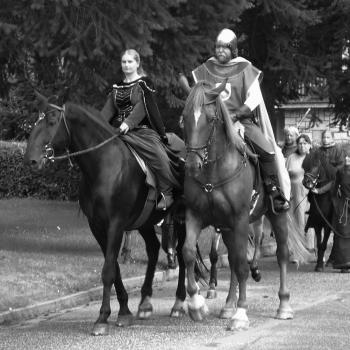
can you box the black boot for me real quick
[260,159,290,213]
[156,179,174,211]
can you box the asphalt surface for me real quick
[1,257,349,350]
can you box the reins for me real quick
[41,103,120,162]
[312,194,350,239]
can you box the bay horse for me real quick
[302,148,335,271]
[181,80,295,330]
[24,93,188,335]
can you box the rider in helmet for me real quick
[179,28,290,212]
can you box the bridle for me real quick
[303,171,319,190]
[37,103,120,162]
[184,104,247,193]
[185,112,219,165]
[35,103,70,161]
[185,106,229,166]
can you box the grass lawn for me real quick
[0,198,224,313]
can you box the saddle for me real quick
[124,132,185,230]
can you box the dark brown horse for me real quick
[181,80,295,330]
[302,148,335,271]
[24,93,188,335]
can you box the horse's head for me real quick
[302,148,322,190]
[24,91,69,170]
[182,79,227,176]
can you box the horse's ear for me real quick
[34,90,49,110]
[204,78,228,102]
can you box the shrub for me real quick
[0,142,80,200]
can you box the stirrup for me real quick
[267,186,290,214]
[156,193,174,211]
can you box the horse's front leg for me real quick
[269,212,293,320]
[314,226,325,271]
[92,221,125,335]
[170,221,187,318]
[221,222,250,331]
[207,228,221,299]
[183,209,209,321]
[137,224,160,319]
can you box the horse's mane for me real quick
[302,148,321,171]
[66,102,116,137]
[302,147,335,180]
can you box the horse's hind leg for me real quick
[207,228,221,299]
[269,213,293,320]
[249,219,263,282]
[170,221,186,318]
[137,224,160,319]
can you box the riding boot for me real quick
[156,178,174,211]
[260,159,290,213]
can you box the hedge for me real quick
[0,141,80,200]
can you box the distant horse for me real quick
[181,80,297,330]
[24,93,189,335]
[302,148,334,272]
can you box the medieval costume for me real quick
[192,56,291,211]
[331,159,350,272]
[101,77,180,209]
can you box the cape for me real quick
[192,57,291,200]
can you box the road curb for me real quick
[0,254,228,325]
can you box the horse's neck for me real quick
[65,105,127,177]
[209,123,240,166]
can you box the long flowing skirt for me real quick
[332,196,350,269]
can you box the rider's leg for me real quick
[258,150,290,212]
[156,177,174,210]
[241,120,290,212]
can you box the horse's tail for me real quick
[194,243,210,286]
[286,212,314,266]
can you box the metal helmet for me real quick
[215,28,238,57]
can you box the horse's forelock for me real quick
[183,82,208,119]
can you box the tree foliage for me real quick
[0,0,349,139]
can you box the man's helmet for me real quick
[215,28,238,57]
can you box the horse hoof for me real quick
[91,323,109,336]
[226,318,249,331]
[170,307,186,318]
[251,268,262,282]
[315,265,324,272]
[219,307,235,319]
[137,309,153,320]
[206,289,217,299]
[188,304,209,322]
[276,307,293,320]
[116,314,134,327]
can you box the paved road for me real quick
[1,257,349,350]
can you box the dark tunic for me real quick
[101,77,179,188]
[332,166,350,269]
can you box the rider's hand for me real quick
[119,122,129,134]
[311,188,319,194]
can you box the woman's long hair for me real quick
[121,49,147,76]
